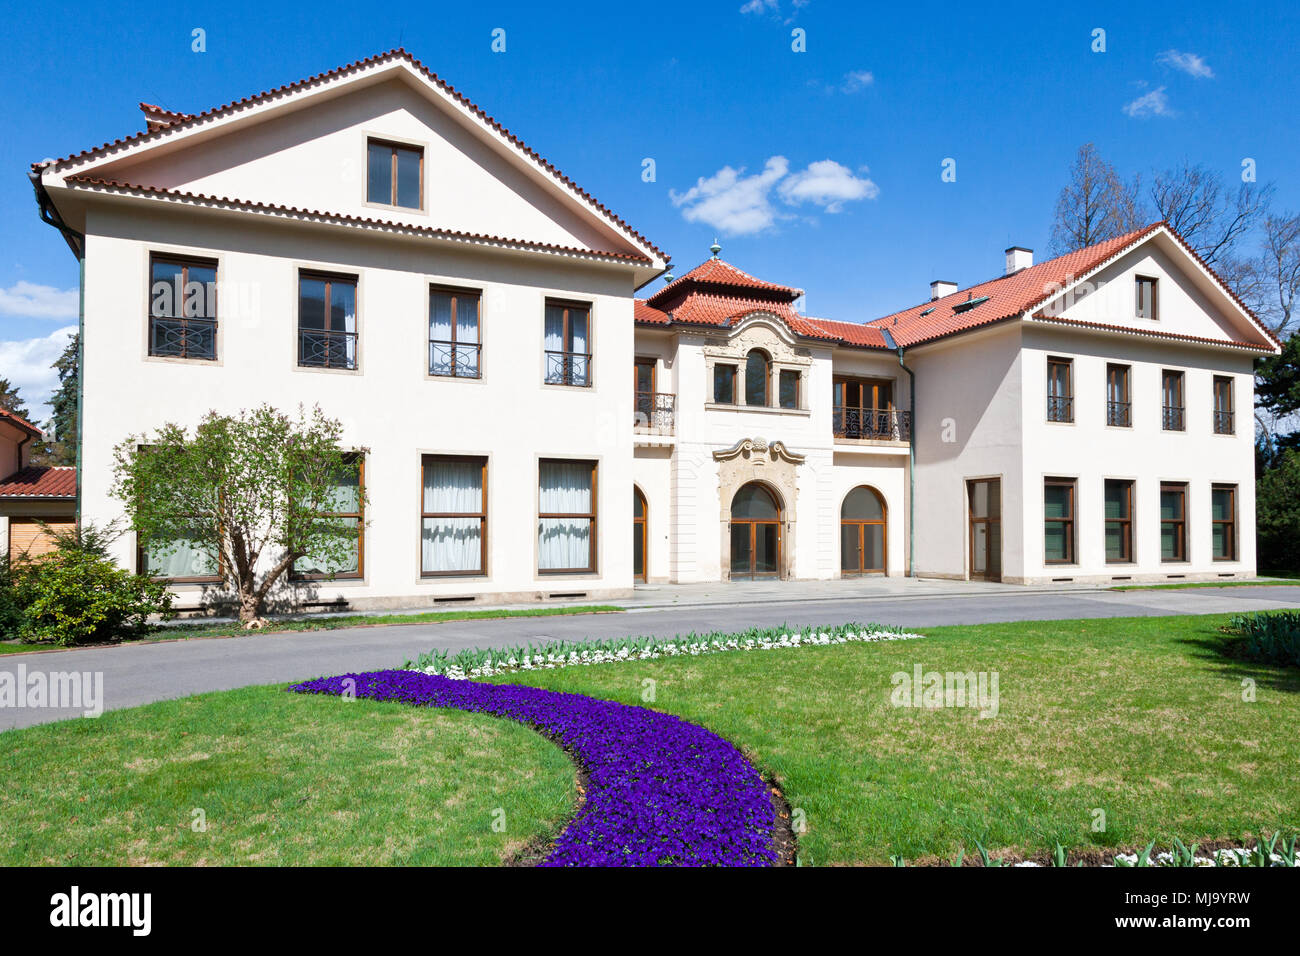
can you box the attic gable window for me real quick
[1136,276,1158,319]
[367,139,423,209]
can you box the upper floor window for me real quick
[779,369,800,410]
[544,301,590,387]
[745,349,769,406]
[292,452,364,579]
[1213,376,1234,434]
[1106,364,1131,427]
[429,287,481,378]
[298,272,357,370]
[1136,276,1158,319]
[149,254,217,360]
[714,364,737,404]
[1046,357,1073,422]
[834,376,896,440]
[367,139,422,208]
[1162,370,1185,431]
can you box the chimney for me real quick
[1005,246,1033,275]
[930,279,958,301]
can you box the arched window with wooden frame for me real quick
[840,486,886,575]
[745,349,770,407]
[729,481,781,579]
[633,486,647,582]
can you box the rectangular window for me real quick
[1136,276,1158,319]
[421,456,487,575]
[543,301,591,386]
[140,529,220,582]
[1213,376,1234,435]
[779,369,800,409]
[1104,479,1134,563]
[1044,477,1076,564]
[1162,370,1185,431]
[538,459,596,573]
[1106,363,1131,427]
[293,453,363,579]
[366,139,422,208]
[1047,357,1073,423]
[1160,482,1187,562]
[1212,484,1237,561]
[429,287,481,378]
[298,273,357,370]
[149,254,218,360]
[713,364,737,404]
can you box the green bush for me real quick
[1228,611,1300,668]
[0,558,28,639]
[10,525,175,646]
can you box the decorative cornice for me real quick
[712,437,806,465]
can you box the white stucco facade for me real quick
[31,50,1279,612]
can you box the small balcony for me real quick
[634,391,675,435]
[545,350,591,387]
[150,316,217,360]
[429,339,481,378]
[1047,395,1074,423]
[1163,405,1186,431]
[833,406,911,442]
[1106,400,1132,427]
[1213,409,1234,435]
[298,328,357,370]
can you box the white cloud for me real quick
[841,70,874,93]
[1157,49,1214,79]
[777,160,879,212]
[0,280,78,320]
[739,0,778,13]
[671,156,878,235]
[0,326,76,426]
[1123,86,1174,118]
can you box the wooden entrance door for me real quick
[632,487,647,582]
[729,482,781,579]
[967,478,1002,581]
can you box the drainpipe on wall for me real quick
[880,329,916,577]
[29,169,86,529]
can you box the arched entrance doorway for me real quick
[730,482,781,579]
[633,486,647,582]
[841,486,886,575]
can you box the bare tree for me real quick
[1149,161,1272,269]
[1050,144,1147,254]
[1249,212,1300,336]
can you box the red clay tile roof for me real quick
[1031,315,1275,351]
[37,49,666,263]
[803,317,891,348]
[64,176,653,265]
[0,466,76,499]
[868,225,1164,347]
[646,257,802,307]
[635,290,889,349]
[0,408,42,438]
[139,102,195,132]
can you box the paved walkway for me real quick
[3,582,1299,731]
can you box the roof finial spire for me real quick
[710,237,721,259]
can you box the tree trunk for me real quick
[238,588,262,624]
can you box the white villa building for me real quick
[28,50,1281,610]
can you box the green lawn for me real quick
[1,613,1296,866]
[0,686,574,865]
[494,614,1300,865]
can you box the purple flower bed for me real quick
[288,670,778,866]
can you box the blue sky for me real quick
[3,0,1299,422]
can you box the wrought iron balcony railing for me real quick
[1163,405,1186,431]
[298,328,358,370]
[149,316,217,360]
[833,406,911,442]
[1106,400,1132,427]
[634,391,675,433]
[429,339,481,378]
[1047,395,1074,423]
[1213,409,1234,435]
[545,350,591,387]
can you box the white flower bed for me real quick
[1009,847,1297,867]
[415,627,925,680]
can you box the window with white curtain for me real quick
[293,453,363,579]
[421,456,487,575]
[141,530,220,582]
[538,459,596,572]
[543,301,590,386]
[429,287,481,378]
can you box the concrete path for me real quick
[3,584,1299,731]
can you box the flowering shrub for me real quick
[289,670,779,866]
[406,621,925,679]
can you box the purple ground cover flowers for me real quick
[288,670,778,866]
